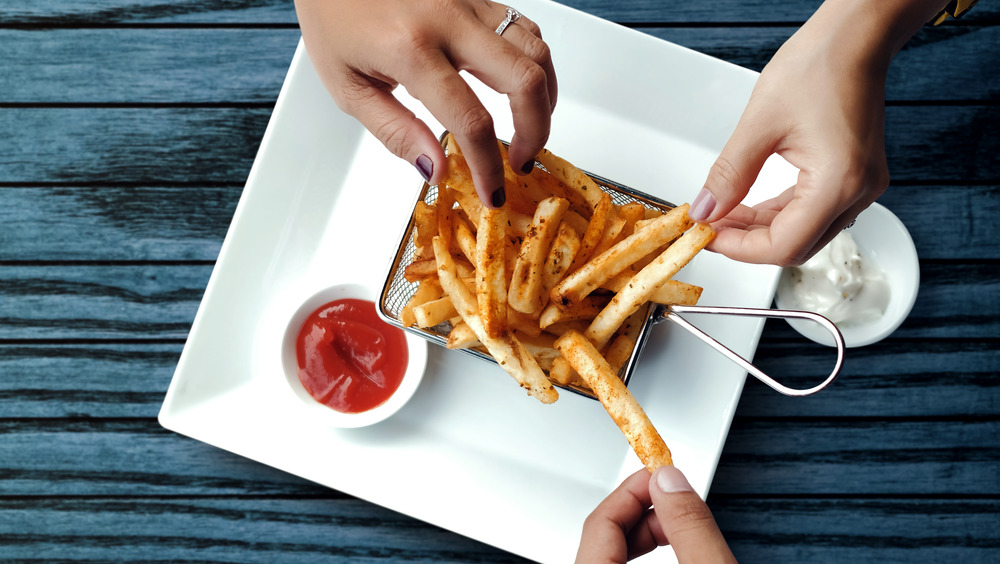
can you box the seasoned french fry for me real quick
[555,330,672,470]
[542,222,581,298]
[603,333,636,376]
[509,196,570,315]
[618,202,647,239]
[648,280,704,306]
[586,222,715,349]
[567,193,613,273]
[453,217,478,265]
[405,256,475,282]
[436,185,455,250]
[446,320,479,349]
[401,277,443,327]
[433,235,558,403]
[538,295,611,330]
[535,147,607,211]
[552,204,692,307]
[414,296,459,328]
[414,200,437,255]
[476,208,509,338]
[589,209,628,260]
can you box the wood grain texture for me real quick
[3,0,997,24]
[0,497,529,563]
[1,27,996,103]
[710,498,1000,563]
[0,106,996,184]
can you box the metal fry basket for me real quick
[378,140,844,400]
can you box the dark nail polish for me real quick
[415,154,433,182]
[520,159,535,174]
[491,186,506,208]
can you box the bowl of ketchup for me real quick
[281,283,427,427]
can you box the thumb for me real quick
[691,121,776,223]
[649,466,736,563]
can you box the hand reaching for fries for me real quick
[575,466,736,563]
[294,0,557,210]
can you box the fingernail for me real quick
[689,188,716,222]
[491,186,506,208]
[415,154,433,183]
[520,159,535,174]
[654,466,694,493]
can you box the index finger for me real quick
[402,52,507,209]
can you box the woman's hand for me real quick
[294,0,557,208]
[576,466,736,563]
[691,0,949,266]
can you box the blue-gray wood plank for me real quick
[0,1,997,563]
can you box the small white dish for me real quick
[281,283,428,428]
[775,202,920,348]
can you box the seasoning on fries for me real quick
[398,132,715,468]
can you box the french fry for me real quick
[542,222,581,299]
[509,196,570,315]
[413,296,459,328]
[618,202,647,239]
[401,277,443,327]
[567,193,613,273]
[586,222,715,349]
[405,256,476,282]
[538,294,611,330]
[414,200,437,257]
[535,147,607,211]
[446,320,479,349]
[433,235,558,403]
[476,208,509,337]
[604,333,636,376]
[552,204,692,307]
[555,330,672,470]
[436,185,455,250]
[648,280,704,306]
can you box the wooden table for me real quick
[2,1,997,562]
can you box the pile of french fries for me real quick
[400,133,714,470]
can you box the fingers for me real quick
[576,468,665,564]
[691,109,780,223]
[648,466,737,564]
[456,8,557,176]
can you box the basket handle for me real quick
[658,304,845,397]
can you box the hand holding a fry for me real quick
[294,0,557,209]
[690,0,947,266]
[576,466,736,563]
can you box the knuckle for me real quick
[667,497,718,533]
[707,156,744,192]
[373,120,415,159]
[512,56,548,97]
[452,105,495,143]
[521,35,551,66]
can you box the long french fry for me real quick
[434,235,558,403]
[509,196,569,315]
[586,222,715,349]
[476,208,508,337]
[555,330,672,471]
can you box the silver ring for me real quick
[495,7,522,36]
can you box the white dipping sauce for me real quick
[778,232,890,326]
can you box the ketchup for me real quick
[295,298,408,413]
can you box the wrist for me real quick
[797,0,950,72]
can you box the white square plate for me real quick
[159,1,795,562]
